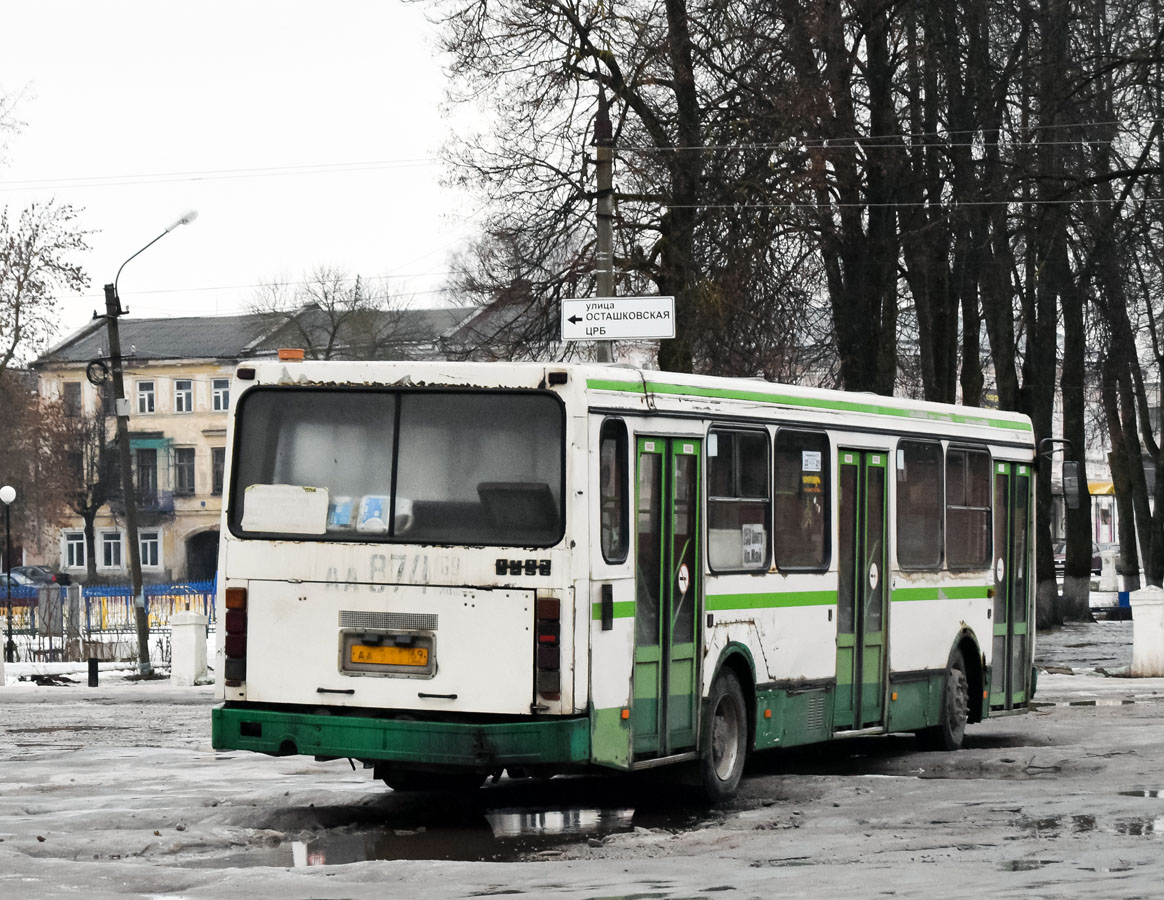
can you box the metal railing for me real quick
[0,580,216,660]
[81,580,216,632]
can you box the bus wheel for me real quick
[919,651,969,751]
[699,669,747,802]
[380,766,485,792]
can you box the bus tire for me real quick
[699,668,748,802]
[919,650,969,751]
[381,766,485,793]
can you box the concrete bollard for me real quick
[88,657,99,687]
[170,612,209,686]
[1130,586,1164,677]
[1098,550,1119,593]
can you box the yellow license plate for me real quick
[349,644,429,667]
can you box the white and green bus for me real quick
[211,359,1036,800]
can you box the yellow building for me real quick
[31,306,475,582]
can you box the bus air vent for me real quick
[340,611,438,632]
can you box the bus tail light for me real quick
[535,595,560,700]
[224,587,247,686]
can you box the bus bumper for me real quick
[211,705,592,769]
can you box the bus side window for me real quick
[707,428,770,572]
[599,419,629,564]
[945,447,991,569]
[896,440,944,569]
[773,430,830,570]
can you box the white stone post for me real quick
[1130,586,1164,677]
[170,611,209,686]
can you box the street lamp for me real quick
[103,210,198,676]
[1,484,15,664]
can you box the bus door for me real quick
[991,462,1032,708]
[632,436,701,759]
[835,449,888,730]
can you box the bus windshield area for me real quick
[229,388,565,546]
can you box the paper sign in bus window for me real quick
[357,495,391,533]
[241,484,328,534]
[742,523,766,567]
[801,450,822,472]
[327,496,354,530]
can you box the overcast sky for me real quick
[0,0,472,349]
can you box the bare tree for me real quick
[0,201,90,376]
[248,267,426,360]
[61,398,118,584]
[0,375,77,563]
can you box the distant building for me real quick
[31,305,476,582]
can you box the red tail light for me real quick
[224,587,247,686]
[535,595,560,700]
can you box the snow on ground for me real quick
[2,621,1164,899]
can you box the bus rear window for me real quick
[229,388,565,546]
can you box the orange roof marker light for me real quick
[278,348,305,361]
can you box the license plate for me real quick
[349,644,430,667]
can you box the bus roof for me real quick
[235,359,1034,443]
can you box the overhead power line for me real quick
[0,157,441,192]
[72,271,457,303]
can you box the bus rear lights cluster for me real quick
[535,596,561,700]
[224,587,248,686]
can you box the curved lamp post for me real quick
[103,211,198,676]
[1,484,15,664]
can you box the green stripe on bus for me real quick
[585,378,1032,433]
[893,585,991,602]
[707,590,837,611]
[590,601,636,621]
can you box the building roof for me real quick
[33,306,480,368]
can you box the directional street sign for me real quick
[560,296,676,341]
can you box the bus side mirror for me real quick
[1062,461,1081,510]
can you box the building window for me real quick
[66,532,85,568]
[140,531,160,568]
[212,447,226,495]
[213,378,230,411]
[63,382,82,417]
[67,451,84,482]
[897,440,944,569]
[707,428,770,571]
[101,532,123,569]
[946,447,992,569]
[137,381,155,414]
[773,430,830,570]
[175,447,196,495]
[135,448,158,500]
[175,379,193,413]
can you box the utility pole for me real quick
[103,283,151,676]
[594,87,615,364]
[102,210,198,677]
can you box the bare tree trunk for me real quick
[1057,244,1093,620]
[656,0,701,374]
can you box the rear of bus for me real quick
[210,360,587,789]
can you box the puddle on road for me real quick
[195,804,712,867]
[1012,813,1164,839]
[290,806,637,866]
[1119,789,1164,798]
[1002,858,1056,871]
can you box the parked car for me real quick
[1053,541,1102,576]
[0,572,38,599]
[11,565,71,586]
